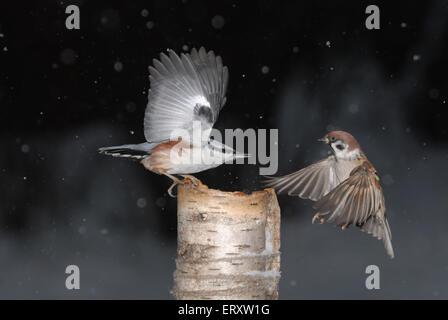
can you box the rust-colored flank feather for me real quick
[140,138,189,174]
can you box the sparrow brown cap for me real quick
[326,130,361,151]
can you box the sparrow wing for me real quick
[313,161,385,228]
[263,156,341,201]
[313,161,394,258]
[144,47,229,145]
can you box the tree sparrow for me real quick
[264,131,394,258]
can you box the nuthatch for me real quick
[99,47,247,197]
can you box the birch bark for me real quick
[173,181,281,300]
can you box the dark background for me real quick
[0,0,447,299]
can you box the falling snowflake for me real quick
[211,15,225,29]
[429,88,439,99]
[146,21,154,29]
[114,61,123,72]
[21,144,30,153]
[137,198,147,208]
[156,197,166,208]
[60,48,77,65]
[348,103,359,114]
[126,102,136,112]
[382,174,394,186]
[261,66,270,74]
[78,226,87,235]
[141,9,149,17]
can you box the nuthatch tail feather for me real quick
[98,142,158,160]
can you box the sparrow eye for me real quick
[330,136,336,142]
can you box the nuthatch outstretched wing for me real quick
[99,47,247,196]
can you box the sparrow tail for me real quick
[382,219,394,259]
[361,216,394,259]
[98,142,157,160]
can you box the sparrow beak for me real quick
[317,136,329,144]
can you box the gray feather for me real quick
[98,142,157,160]
[144,47,228,144]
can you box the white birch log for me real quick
[173,180,281,300]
